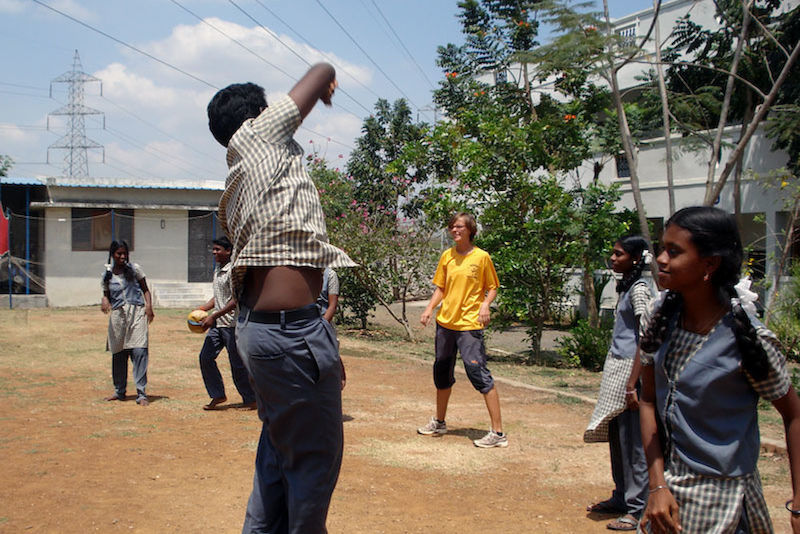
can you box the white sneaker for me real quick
[473,430,508,448]
[417,416,447,435]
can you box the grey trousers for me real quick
[111,347,148,400]
[609,407,648,518]
[237,305,343,534]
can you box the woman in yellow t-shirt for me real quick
[418,212,506,448]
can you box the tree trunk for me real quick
[703,1,751,204]
[765,197,800,323]
[706,38,800,204]
[583,253,599,328]
[653,0,675,215]
[602,0,658,280]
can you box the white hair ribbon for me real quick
[734,276,759,316]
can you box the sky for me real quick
[0,0,656,184]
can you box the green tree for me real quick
[655,0,800,206]
[0,155,12,177]
[347,98,427,220]
[400,0,629,358]
[311,156,438,339]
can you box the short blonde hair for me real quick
[447,212,477,242]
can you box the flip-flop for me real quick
[203,397,227,410]
[607,514,638,531]
[587,499,626,514]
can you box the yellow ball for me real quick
[187,309,208,333]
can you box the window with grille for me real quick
[71,208,134,251]
[617,24,637,48]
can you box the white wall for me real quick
[44,208,192,306]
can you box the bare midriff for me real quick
[241,266,323,311]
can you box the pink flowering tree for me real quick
[310,156,438,339]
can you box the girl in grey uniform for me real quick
[585,235,652,531]
[637,207,800,534]
[101,240,154,406]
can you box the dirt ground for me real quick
[0,307,794,533]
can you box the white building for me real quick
[1,175,225,307]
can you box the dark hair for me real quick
[447,212,478,242]
[639,206,769,380]
[615,235,649,293]
[103,240,135,286]
[207,82,267,147]
[212,236,232,251]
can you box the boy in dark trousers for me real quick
[192,236,256,411]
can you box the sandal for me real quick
[607,514,638,531]
[203,397,227,410]
[587,499,626,514]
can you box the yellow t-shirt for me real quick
[433,246,499,331]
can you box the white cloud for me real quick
[0,0,25,14]
[0,123,38,144]
[137,18,373,94]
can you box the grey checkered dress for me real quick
[218,95,356,299]
[584,281,652,442]
[640,298,790,533]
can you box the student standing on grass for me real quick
[584,235,653,532]
[192,236,256,411]
[101,240,153,406]
[207,62,356,534]
[637,206,800,534]
[418,212,506,448]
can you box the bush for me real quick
[768,261,800,362]
[556,317,613,371]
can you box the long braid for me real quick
[615,235,650,294]
[617,257,646,294]
[640,291,683,354]
[723,284,770,382]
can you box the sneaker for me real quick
[473,430,508,448]
[417,416,447,435]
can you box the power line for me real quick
[0,89,53,100]
[224,0,372,118]
[369,0,435,90]
[31,0,219,90]
[168,0,296,81]
[249,0,384,103]
[32,0,356,155]
[312,0,422,112]
[89,119,215,179]
[99,95,220,164]
[0,81,49,92]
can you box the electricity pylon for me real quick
[47,50,104,179]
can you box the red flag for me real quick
[0,207,8,255]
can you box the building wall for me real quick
[44,207,193,306]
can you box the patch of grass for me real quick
[554,394,583,406]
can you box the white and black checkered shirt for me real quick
[218,95,356,299]
[212,262,234,328]
[640,296,790,533]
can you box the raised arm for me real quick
[288,63,337,120]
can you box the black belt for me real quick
[242,305,320,324]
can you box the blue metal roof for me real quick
[0,176,46,186]
[1,175,224,191]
